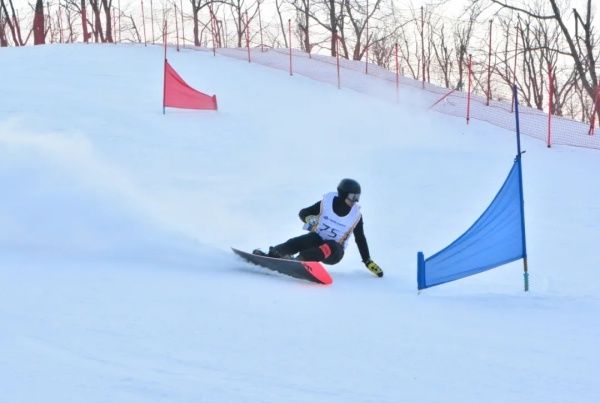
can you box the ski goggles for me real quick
[346,193,360,203]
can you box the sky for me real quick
[0,43,599,402]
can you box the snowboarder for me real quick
[254,178,384,277]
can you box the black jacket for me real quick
[298,196,371,262]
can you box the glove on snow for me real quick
[365,259,384,277]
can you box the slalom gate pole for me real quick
[513,84,529,292]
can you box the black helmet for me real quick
[337,178,361,200]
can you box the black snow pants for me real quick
[273,232,344,265]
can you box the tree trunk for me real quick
[101,0,113,43]
[33,0,45,44]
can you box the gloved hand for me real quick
[365,259,383,277]
[304,215,319,225]
[302,215,319,231]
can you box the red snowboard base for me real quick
[232,248,333,285]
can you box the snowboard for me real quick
[232,248,333,285]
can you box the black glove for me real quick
[364,259,383,277]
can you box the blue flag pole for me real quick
[513,84,529,291]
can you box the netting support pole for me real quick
[180,0,185,47]
[258,1,264,52]
[547,64,553,148]
[365,0,369,75]
[395,42,399,103]
[336,34,341,89]
[421,6,425,89]
[589,85,600,135]
[466,54,472,124]
[209,7,217,56]
[487,19,492,106]
[245,11,251,63]
[174,2,179,51]
[150,0,154,44]
[140,0,147,46]
[288,19,293,76]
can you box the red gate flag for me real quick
[163,60,218,111]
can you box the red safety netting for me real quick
[200,47,600,150]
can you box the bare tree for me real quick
[225,0,260,48]
[88,0,105,42]
[343,0,383,61]
[309,0,344,56]
[1,0,25,45]
[488,0,599,121]
[0,12,7,46]
[290,0,309,51]
[101,0,113,42]
[190,0,215,46]
[453,4,480,90]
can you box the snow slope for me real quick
[0,44,599,402]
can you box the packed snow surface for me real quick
[1,44,598,402]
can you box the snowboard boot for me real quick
[268,246,289,259]
[252,249,268,257]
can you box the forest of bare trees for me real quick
[0,0,598,123]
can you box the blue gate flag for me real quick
[417,158,527,290]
